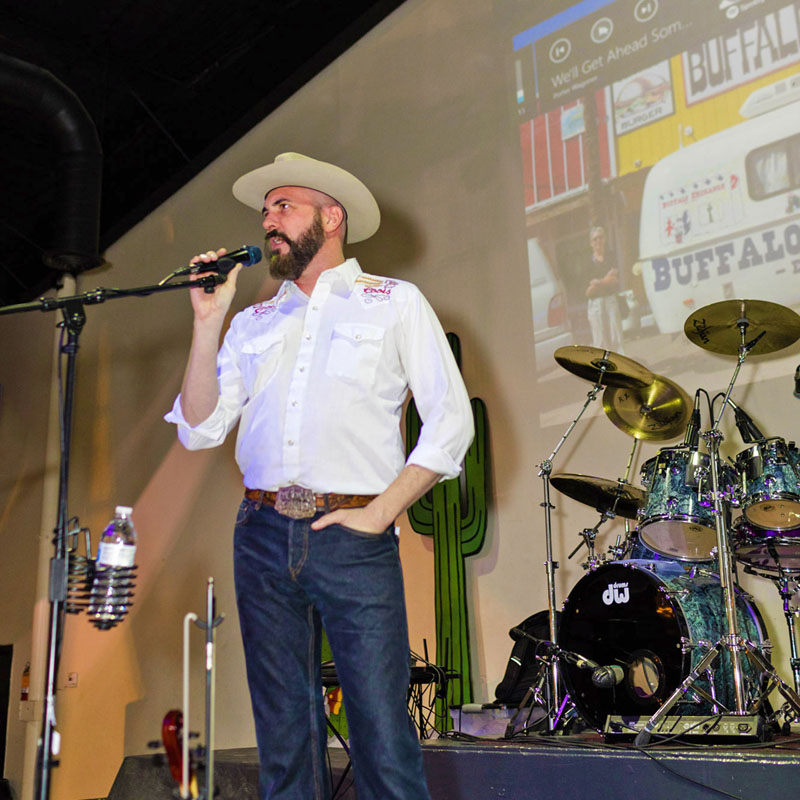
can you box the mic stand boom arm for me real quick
[0,272,228,800]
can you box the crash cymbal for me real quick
[603,374,691,441]
[684,299,800,356]
[554,345,654,388]
[551,473,646,520]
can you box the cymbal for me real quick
[551,473,645,520]
[603,374,691,440]
[684,299,800,356]
[554,345,654,388]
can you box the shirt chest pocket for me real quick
[325,323,385,385]
[239,333,284,395]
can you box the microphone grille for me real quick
[241,245,262,266]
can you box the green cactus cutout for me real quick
[405,332,489,730]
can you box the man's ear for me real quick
[323,204,346,235]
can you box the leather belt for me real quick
[245,485,377,520]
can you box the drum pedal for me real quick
[603,714,767,743]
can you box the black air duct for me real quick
[0,52,103,274]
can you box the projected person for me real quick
[165,152,473,800]
[585,225,624,353]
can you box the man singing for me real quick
[166,152,474,799]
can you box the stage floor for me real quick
[108,729,800,799]
[422,730,800,800]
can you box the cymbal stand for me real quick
[538,355,610,730]
[636,319,800,744]
[616,437,641,560]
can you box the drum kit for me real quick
[534,299,800,742]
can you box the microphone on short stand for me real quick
[509,627,598,669]
[683,390,701,450]
[174,245,262,276]
[727,398,765,443]
[510,627,558,657]
[591,664,625,689]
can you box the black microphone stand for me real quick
[0,271,227,800]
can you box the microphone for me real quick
[175,245,262,276]
[683,390,701,449]
[591,664,624,688]
[561,650,599,670]
[794,365,800,398]
[727,398,765,443]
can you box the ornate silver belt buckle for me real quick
[275,485,317,519]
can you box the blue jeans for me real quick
[233,499,432,800]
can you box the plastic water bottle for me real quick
[87,506,138,630]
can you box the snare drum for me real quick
[638,447,733,561]
[736,437,800,530]
[558,560,767,732]
[731,515,800,574]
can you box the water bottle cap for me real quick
[115,505,133,516]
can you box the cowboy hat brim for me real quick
[232,152,380,244]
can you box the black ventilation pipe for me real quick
[0,52,103,273]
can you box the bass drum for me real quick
[558,560,767,732]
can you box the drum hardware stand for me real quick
[616,438,641,560]
[538,356,612,730]
[743,558,800,713]
[569,508,616,569]
[568,439,643,568]
[635,321,799,745]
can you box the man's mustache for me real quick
[265,231,296,249]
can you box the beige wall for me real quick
[2,1,799,798]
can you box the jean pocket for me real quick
[333,522,393,539]
[235,498,256,527]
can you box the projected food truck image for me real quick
[638,76,800,334]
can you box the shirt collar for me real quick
[283,258,362,299]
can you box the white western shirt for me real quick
[165,258,474,494]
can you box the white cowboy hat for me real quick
[232,152,380,243]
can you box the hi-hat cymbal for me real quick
[554,345,654,388]
[603,374,691,440]
[684,299,800,356]
[551,473,645,520]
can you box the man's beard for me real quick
[267,211,326,281]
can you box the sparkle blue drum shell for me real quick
[736,438,800,531]
[732,516,800,574]
[638,447,734,562]
[557,560,767,733]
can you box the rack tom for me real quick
[735,437,800,530]
[638,447,733,562]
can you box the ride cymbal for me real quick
[684,299,800,356]
[550,473,645,520]
[554,345,654,388]
[603,374,691,441]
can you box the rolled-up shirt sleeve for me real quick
[163,319,250,450]
[399,289,474,479]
